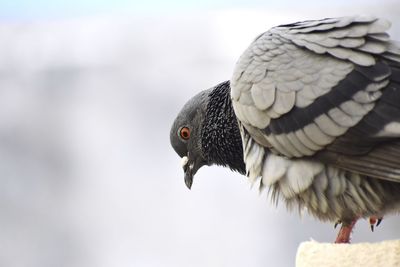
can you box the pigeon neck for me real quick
[201,81,246,174]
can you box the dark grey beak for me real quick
[184,170,193,190]
[182,156,194,190]
[181,155,204,190]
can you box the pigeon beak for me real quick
[184,170,193,190]
[181,156,194,189]
[181,155,206,190]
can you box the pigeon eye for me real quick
[179,127,190,140]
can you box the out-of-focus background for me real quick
[0,1,399,266]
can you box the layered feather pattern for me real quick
[231,16,400,222]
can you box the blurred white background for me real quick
[0,0,399,266]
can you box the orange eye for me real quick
[179,127,190,140]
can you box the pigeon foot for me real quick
[369,216,383,232]
[334,219,358,243]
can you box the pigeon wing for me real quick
[231,16,400,182]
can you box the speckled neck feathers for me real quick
[201,81,246,174]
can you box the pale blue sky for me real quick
[0,0,396,20]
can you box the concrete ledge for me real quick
[296,240,400,267]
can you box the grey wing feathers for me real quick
[231,16,400,182]
[317,61,400,182]
[318,142,400,183]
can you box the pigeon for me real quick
[170,16,400,243]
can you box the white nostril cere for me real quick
[181,156,189,167]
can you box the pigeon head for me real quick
[170,81,246,189]
[170,89,210,189]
